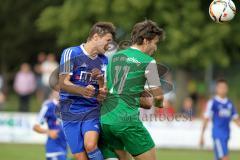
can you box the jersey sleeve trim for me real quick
[59,48,73,75]
[145,60,161,88]
[204,100,213,118]
[36,104,48,124]
[231,105,239,120]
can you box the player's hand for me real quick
[154,95,164,108]
[91,68,101,79]
[91,68,104,88]
[97,87,107,102]
[97,74,104,88]
[199,136,204,148]
[148,87,164,108]
[83,85,95,98]
[140,90,153,109]
[47,130,59,139]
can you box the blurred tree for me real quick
[0,0,63,73]
[37,0,240,108]
[0,0,239,109]
[37,0,240,69]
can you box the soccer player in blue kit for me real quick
[200,79,240,160]
[58,22,116,160]
[33,90,67,160]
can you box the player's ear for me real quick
[143,39,150,45]
[92,33,99,41]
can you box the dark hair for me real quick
[131,20,165,45]
[88,22,116,40]
[216,78,228,84]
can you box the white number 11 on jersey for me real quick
[109,65,130,94]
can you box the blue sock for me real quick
[87,148,104,160]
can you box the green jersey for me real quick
[101,47,161,125]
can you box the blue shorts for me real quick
[46,154,66,160]
[62,119,100,154]
[213,138,229,160]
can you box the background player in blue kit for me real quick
[33,90,67,160]
[58,22,116,160]
[200,78,240,160]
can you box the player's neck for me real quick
[131,44,143,52]
[83,42,98,57]
[131,44,149,55]
[216,95,227,99]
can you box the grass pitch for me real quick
[0,143,239,160]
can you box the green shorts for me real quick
[100,122,155,156]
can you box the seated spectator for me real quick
[34,52,47,103]
[180,97,195,118]
[0,75,5,110]
[41,53,58,100]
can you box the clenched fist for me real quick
[82,85,95,98]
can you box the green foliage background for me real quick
[1,0,240,104]
[36,0,240,69]
[1,0,240,71]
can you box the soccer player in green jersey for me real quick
[100,20,165,160]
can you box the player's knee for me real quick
[84,142,98,152]
[222,156,229,160]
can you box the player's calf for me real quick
[73,152,88,160]
[133,147,156,160]
[115,150,131,160]
[84,131,104,160]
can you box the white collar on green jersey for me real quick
[130,46,141,52]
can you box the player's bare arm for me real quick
[233,117,240,127]
[33,124,59,139]
[91,68,104,87]
[140,90,153,109]
[199,117,209,147]
[59,74,95,98]
[140,87,164,109]
[91,68,107,102]
[149,87,164,107]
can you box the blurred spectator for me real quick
[0,75,5,110]
[0,92,5,110]
[180,97,195,118]
[41,53,58,100]
[14,63,36,112]
[34,52,46,102]
[164,91,176,105]
[0,74,3,90]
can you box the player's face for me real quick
[216,82,228,97]
[95,33,113,54]
[144,36,159,55]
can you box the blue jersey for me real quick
[204,96,239,139]
[37,100,67,155]
[59,44,108,113]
